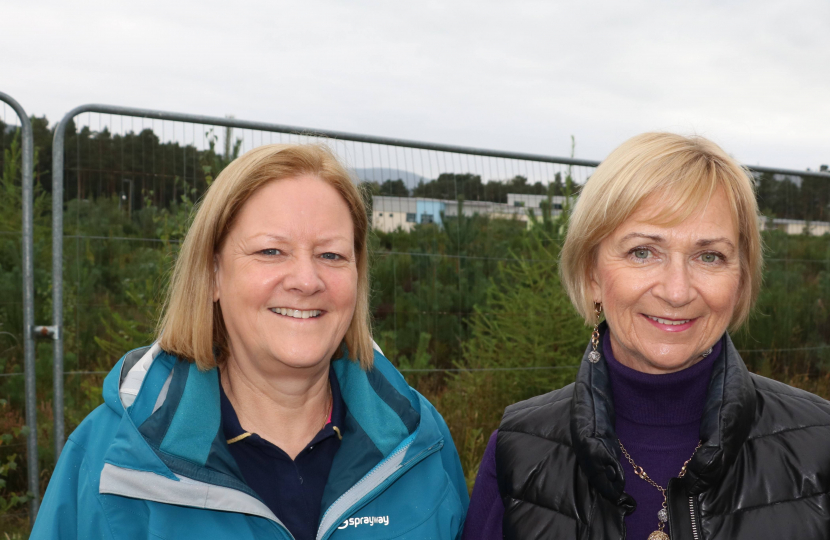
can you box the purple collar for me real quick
[603,331,722,426]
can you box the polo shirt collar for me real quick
[219,366,345,449]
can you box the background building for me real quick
[372,194,830,237]
[371,195,553,232]
[507,193,568,211]
[760,218,830,236]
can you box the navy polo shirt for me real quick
[220,368,345,540]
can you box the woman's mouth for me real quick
[646,315,691,325]
[269,308,323,319]
[643,314,696,331]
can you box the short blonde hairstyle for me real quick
[157,144,374,370]
[560,133,762,333]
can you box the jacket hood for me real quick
[101,343,445,514]
[570,323,757,505]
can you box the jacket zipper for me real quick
[318,440,444,540]
[318,439,414,536]
[688,496,700,540]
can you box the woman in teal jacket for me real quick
[32,144,468,540]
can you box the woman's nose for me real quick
[653,258,696,307]
[282,255,325,294]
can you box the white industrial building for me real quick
[372,195,830,237]
[370,196,420,233]
[760,218,830,236]
[371,194,567,233]
[506,193,568,211]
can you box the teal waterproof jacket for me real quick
[32,344,469,539]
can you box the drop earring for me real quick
[588,303,602,363]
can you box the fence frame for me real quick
[0,91,40,524]
[50,103,830,458]
[48,103,601,457]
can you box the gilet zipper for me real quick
[688,496,700,540]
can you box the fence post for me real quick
[0,91,40,524]
[51,114,69,459]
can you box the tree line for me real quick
[365,172,575,203]
[2,118,829,220]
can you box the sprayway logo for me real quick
[338,516,390,529]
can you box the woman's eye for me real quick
[701,252,720,263]
[260,249,280,256]
[633,249,650,260]
[321,252,342,260]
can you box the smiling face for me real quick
[589,188,742,374]
[213,175,358,373]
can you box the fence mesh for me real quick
[54,112,596,377]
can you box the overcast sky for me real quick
[2,0,829,171]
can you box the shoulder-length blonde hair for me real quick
[157,144,373,370]
[560,132,763,333]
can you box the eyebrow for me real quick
[619,233,663,243]
[619,232,736,250]
[253,233,351,244]
[695,237,736,250]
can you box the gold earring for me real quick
[588,303,602,363]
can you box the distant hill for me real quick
[352,168,427,186]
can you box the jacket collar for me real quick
[570,323,756,505]
[684,332,756,494]
[101,344,439,500]
[570,322,633,510]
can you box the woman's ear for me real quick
[589,269,602,305]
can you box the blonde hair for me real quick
[560,132,763,333]
[157,144,374,370]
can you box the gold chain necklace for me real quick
[618,440,702,540]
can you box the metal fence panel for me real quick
[48,104,604,457]
[48,103,830,465]
[0,91,40,524]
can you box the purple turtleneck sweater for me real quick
[607,333,720,539]
[462,333,720,540]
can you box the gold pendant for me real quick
[647,531,670,540]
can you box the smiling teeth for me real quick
[648,316,691,325]
[271,308,322,319]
